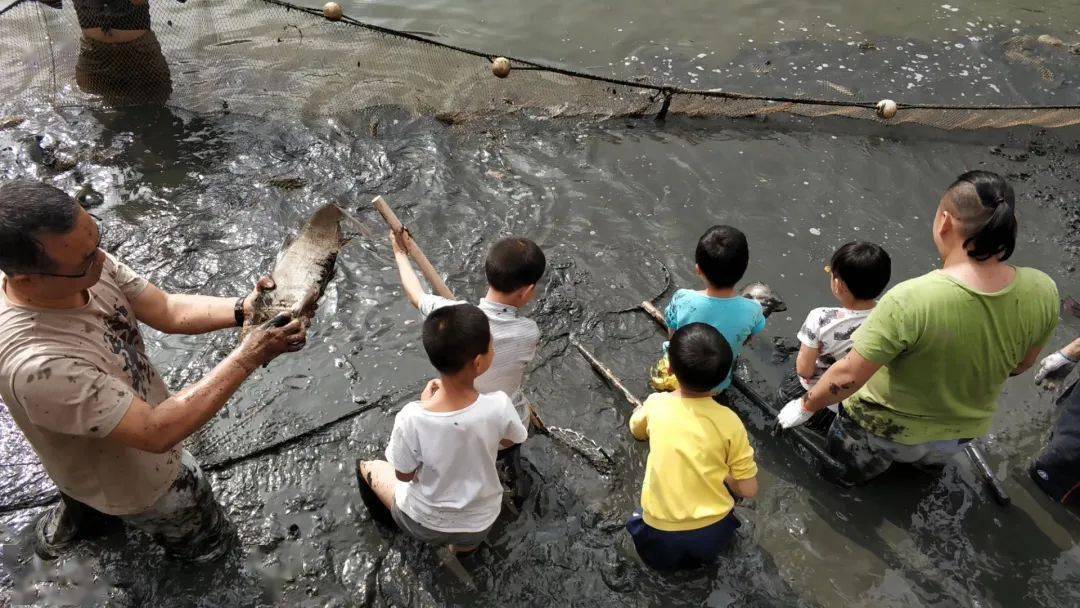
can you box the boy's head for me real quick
[828,241,891,302]
[422,304,494,379]
[668,323,733,394]
[695,225,749,289]
[485,237,546,303]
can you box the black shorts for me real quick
[625,511,740,571]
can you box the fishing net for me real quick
[2,0,1079,129]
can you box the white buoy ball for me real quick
[876,99,898,120]
[323,2,343,21]
[491,57,511,78]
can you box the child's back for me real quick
[389,391,522,531]
[357,304,527,551]
[664,288,765,388]
[631,392,756,530]
[629,323,758,571]
[652,225,765,392]
[781,242,891,408]
[394,235,546,424]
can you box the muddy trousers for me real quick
[1031,379,1080,504]
[825,407,969,485]
[36,450,234,562]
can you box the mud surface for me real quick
[2,5,1080,607]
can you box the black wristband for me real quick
[234,297,245,327]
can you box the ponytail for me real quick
[949,171,1017,262]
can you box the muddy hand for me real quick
[242,276,276,319]
[239,312,307,368]
[777,397,814,429]
[1034,351,1076,391]
[389,230,409,257]
[421,378,441,402]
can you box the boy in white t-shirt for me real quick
[357,304,528,552]
[779,242,891,431]
[389,232,545,499]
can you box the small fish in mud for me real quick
[0,116,26,130]
[75,183,104,208]
[267,176,307,190]
[244,204,352,333]
[26,134,77,172]
[739,282,787,317]
[818,80,855,97]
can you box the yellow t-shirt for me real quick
[629,392,757,531]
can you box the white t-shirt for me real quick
[418,294,540,424]
[386,391,528,533]
[796,306,874,389]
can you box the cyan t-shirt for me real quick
[664,289,767,390]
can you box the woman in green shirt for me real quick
[777,171,1059,484]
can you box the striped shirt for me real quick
[419,295,540,424]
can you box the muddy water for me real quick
[2,2,1080,606]
[330,0,1080,79]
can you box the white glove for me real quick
[1034,351,1077,390]
[777,398,815,429]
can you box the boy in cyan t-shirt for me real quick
[651,225,766,393]
[629,323,759,570]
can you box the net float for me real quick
[492,57,511,78]
[323,2,342,21]
[876,99,898,120]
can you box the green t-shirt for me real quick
[847,267,1059,445]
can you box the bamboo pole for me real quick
[373,195,455,300]
[570,337,644,409]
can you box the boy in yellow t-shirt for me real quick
[628,322,759,570]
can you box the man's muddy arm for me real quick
[801,350,881,413]
[106,317,305,454]
[132,279,272,335]
[1064,338,1080,360]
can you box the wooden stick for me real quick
[638,301,846,472]
[640,300,666,327]
[570,337,644,409]
[964,443,1011,506]
[372,195,454,300]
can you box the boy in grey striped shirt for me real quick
[391,234,546,496]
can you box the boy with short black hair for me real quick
[391,234,544,498]
[357,304,528,552]
[779,242,891,429]
[391,233,545,426]
[651,225,766,393]
[629,323,758,570]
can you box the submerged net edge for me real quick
[0,0,1079,130]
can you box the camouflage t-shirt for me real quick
[0,254,178,515]
[796,306,873,388]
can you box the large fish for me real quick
[739,282,787,318]
[244,204,349,332]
